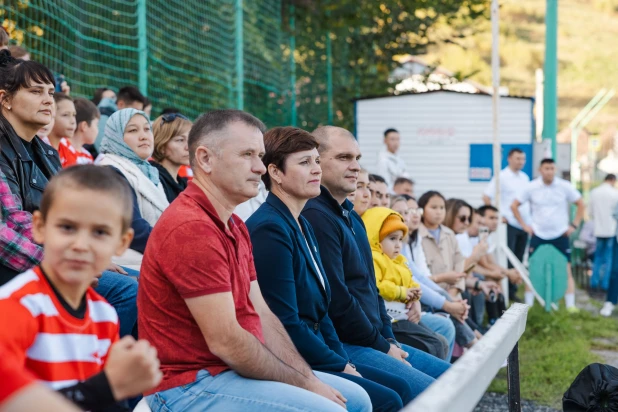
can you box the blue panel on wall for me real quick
[469,144,533,182]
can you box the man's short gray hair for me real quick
[188,109,266,165]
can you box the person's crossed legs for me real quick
[147,370,371,412]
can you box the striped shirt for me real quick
[58,138,94,168]
[0,267,119,390]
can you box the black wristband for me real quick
[570,223,577,229]
[386,338,402,349]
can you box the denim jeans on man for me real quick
[606,238,618,304]
[147,369,371,412]
[343,342,449,399]
[95,270,138,338]
[592,237,614,290]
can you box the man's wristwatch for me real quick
[387,338,402,349]
[570,222,578,229]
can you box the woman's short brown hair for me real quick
[262,126,319,191]
[151,114,192,162]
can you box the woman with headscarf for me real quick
[97,108,169,268]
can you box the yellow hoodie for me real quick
[361,207,420,303]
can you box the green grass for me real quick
[488,305,618,409]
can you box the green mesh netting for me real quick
[2,0,298,127]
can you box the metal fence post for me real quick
[507,343,521,412]
[137,0,148,96]
[235,0,244,110]
[326,30,333,124]
[289,5,297,126]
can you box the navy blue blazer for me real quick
[247,193,349,372]
[302,186,395,354]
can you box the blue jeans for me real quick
[606,238,618,304]
[421,313,456,361]
[327,362,411,412]
[147,370,370,411]
[343,343,450,399]
[592,237,614,290]
[94,270,138,338]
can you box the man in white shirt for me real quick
[512,158,585,311]
[376,128,409,189]
[588,174,618,290]
[482,148,531,300]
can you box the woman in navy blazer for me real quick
[247,127,414,412]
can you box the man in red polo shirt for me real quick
[138,110,371,411]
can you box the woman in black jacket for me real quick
[247,126,414,412]
[149,112,191,203]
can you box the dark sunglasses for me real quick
[161,113,189,124]
[458,215,471,224]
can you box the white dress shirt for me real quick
[517,177,582,240]
[376,147,409,189]
[588,182,618,238]
[484,167,531,229]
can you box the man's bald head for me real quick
[312,126,356,154]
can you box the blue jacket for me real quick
[302,186,396,354]
[247,193,349,372]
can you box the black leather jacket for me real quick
[0,118,61,213]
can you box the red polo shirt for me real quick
[138,182,264,394]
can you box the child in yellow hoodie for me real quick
[363,207,451,360]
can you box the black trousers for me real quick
[392,320,449,360]
[507,223,528,297]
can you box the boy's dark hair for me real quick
[143,97,151,108]
[400,194,415,201]
[41,165,133,232]
[0,49,55,109]
[92,87,112,106]
[160,107,181,116]
[508,148,524,157]
[394,177,414,186]
[605,174,616,182]
[74,98,100,126]
[53,92,72,104]
[117,86,146,106]
[540,158,555,166]
[384,128,399,137]
[369,174,387,184]
[189,109,266,166]
[477,205,499,216]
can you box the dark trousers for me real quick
[392,320,449,360]
[607,238,618,304]
[507,224,528,297]
[327,363,412,412]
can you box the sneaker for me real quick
[567,306,580,314]
[600,302,615,317]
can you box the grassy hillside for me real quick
[419,0,618,136]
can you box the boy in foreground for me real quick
[0,165,161,410]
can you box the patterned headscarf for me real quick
[100,108,159,186]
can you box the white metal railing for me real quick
[404,303,529,412]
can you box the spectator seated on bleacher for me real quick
[368,173,390,207]
[149,113,192,203]
[302,126,450,400]
[351,169,371,217]
[248,126,413,411]
[138,110,372,412]
[403,196,479,350]
[362,206,453,361]
[0,166,161,410]
[97,108,169,270]
[0,50,139,337]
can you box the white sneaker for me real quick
[600,302,615,317]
